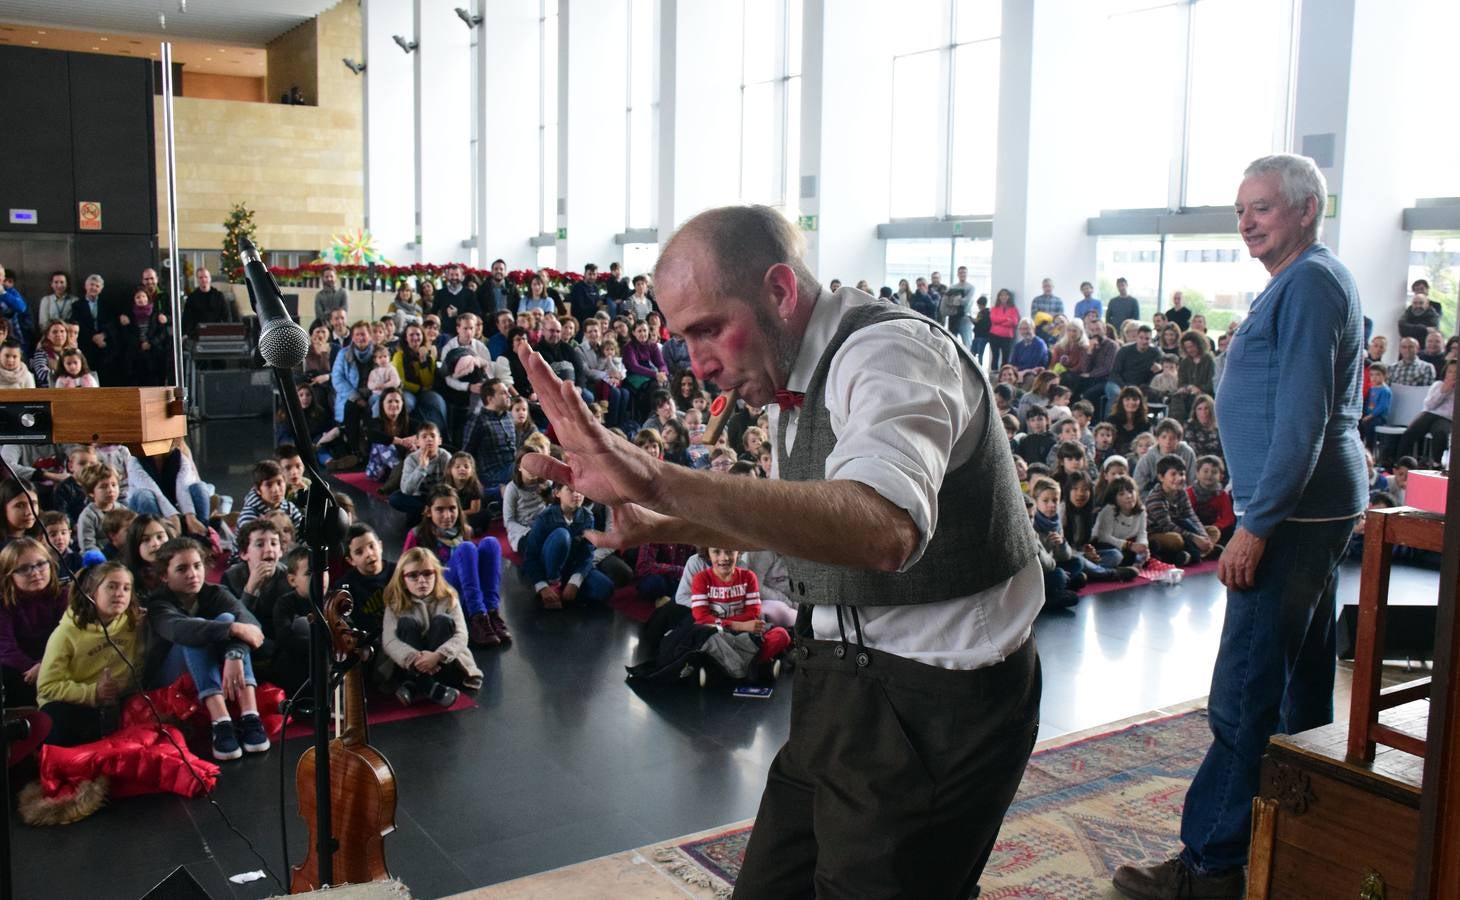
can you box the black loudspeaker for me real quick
[140,866,213,900]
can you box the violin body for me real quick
[290,736,397,891]
[290,590,398,893]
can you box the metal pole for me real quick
[160,42,187,401]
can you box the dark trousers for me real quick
[986,335,1013,372]
[395,614,461,689]
[733,634,1041,899]
[2,665,36,708]
[41,701,119,746]
[1397,411,1451,464]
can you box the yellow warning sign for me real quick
[79,201,102,231]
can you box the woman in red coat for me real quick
[987,288,1019,371]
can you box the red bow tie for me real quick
[774,389,805,409]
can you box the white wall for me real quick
[415,0,473,264]
[558,0,630,269]
[364,0,417,264]
[800,0,890,287]
[991,0,1100,315]
[477,0,540,267]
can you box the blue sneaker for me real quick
[237,714,270,754]
[211,720,242,761]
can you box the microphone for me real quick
[238,235,309,368]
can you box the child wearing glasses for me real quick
[381,547,482,707]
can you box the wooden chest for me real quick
[1250,705,1424,899]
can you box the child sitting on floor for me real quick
[101,507,137,562]
[75,464,121,555]
[221,519,290,670]
[689,547,791,678]
[1092,475,1150,568]
[143,537,270,761]
[502,447,550,555]
[1062,473,1135,578]
[381,548,483,707]
[236,459,304,532]
[521,481,614,609]
[339,523,395,645]
[390,423,450,520]
[1187,455,1236,545]
[443,452,486,529]
[37,562,142,746]
[402,485,509,648]
[1144,457,1221,567]
[51,446,97,525]
[39,511,82,582]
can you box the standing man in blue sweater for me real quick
[1115,155,1365,899]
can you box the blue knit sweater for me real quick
[1215,244,1365,538]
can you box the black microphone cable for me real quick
[0,458,284,891]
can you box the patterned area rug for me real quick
[657,707,1212,898]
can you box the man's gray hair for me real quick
[86,274,104,286]
[1244,153,1327,241]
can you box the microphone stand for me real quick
[271,363,340,887]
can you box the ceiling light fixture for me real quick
[392,34,418,53]
[342,57,366,75]
[454,8,483,27]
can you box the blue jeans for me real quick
[158,612,256,701]
[126,491,162,516]
[442,537,503,617]
[187,482,214,520]
[541,528,614,603]
[1179,516,1354,874]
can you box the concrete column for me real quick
[475,0,540,267]
[799,0,890,286]
[415,0,473,264]
[364,0,417,264]
[990,0,1101,316]
[558,0,629,269]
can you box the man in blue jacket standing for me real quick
[1114,154,1366,899]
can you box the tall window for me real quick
[539,0,560,237]
[1409,234,1459,338]
[740,0,802,214]
[1095,0,1295,212]
[1097,233,1270,329]
[625,0,657,228]
[889,0,1002,219]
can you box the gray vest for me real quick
[775,301,1036,607]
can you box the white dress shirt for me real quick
[772,286,1043,670]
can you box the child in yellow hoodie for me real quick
[37,562,143,746]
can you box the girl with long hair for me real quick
[0,538,68,706]
[37,562,143,745]
[381,548,482,706]
[1106,386,1151,455]
[401,485,509,647]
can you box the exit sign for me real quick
[798,214,817,231]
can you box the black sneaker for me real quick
[1112,857,1244,899]
[238,714,270,754]
[1115,566,1140,581]
[394,683,418,706]
[211,720,242,761]
[429,682,459,708]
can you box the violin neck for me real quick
[341,666,368,744]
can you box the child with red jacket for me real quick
[1186,455,1236,545]
[689,547,790,666]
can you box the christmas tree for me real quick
[221,202,260,283]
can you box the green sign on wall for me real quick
[798,214,817,231]
[556,227,567,239]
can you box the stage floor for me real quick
[13,416,1439,900]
